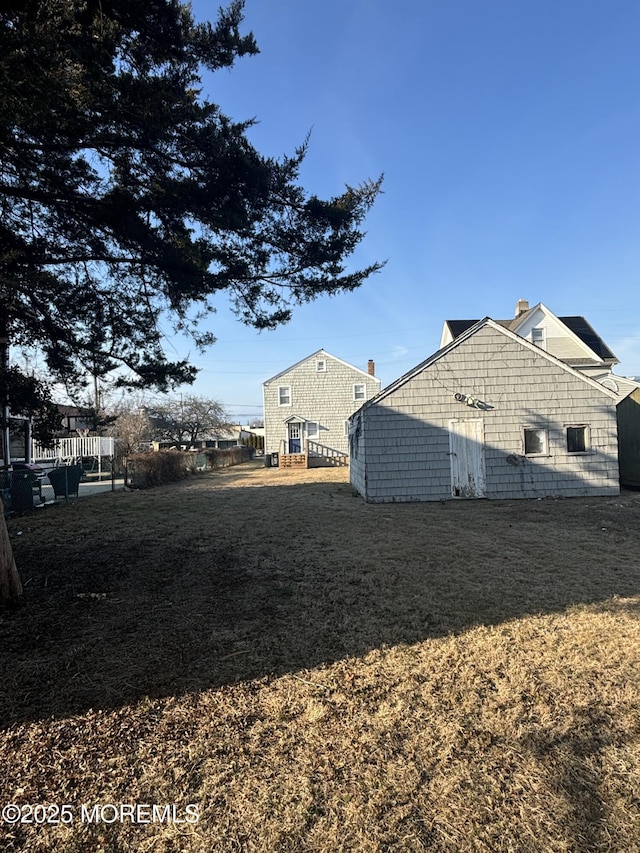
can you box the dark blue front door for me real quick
[288,423,301,453]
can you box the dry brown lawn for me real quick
[1,459,639,852]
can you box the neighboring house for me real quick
[263,349,380,466]
[6,404,92,464]
[441,299,639,397]
[239,425,265,454]
[152,425,246,451]
[350,318,620,502]
[57,405,94,435]
[6,414,31,464]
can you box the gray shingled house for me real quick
[442,299,640,489]
[263,349,380,467]
[349,318,621,502]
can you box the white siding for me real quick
[516,308,594,362]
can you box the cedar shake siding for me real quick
[350,321,619,502]
[263,350,381,457]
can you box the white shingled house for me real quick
[349,318,621,502]
[441,298,640,398]
[263,349,380,468]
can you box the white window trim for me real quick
[306,421,319,440]
[566,424,591,454]
[278,385,292,406]
[353,383,366,402]
[531,327,546,349]
[316,359,327,373]
[523,426,549,457]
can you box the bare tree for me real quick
[112,405,153,456]
[147,396,232,446]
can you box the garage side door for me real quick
[449,419,486,498]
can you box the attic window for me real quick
[600,377,619,394]
[354,383,366,402]
[531,327,546,349]
[523,427,547,456]
[316,359,327,373]
[567,425,589,453]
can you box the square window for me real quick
[278,386,291,406]
[354,383,366,402]
[316,360,326,373]
[307,421,319,439]
[524,427,547,456]
[567,426,588,453]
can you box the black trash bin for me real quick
[9,463,44,512]
[264,453,272,468]
[11,473,35,512]
[48,464,83,499]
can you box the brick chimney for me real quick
[515,299,529,318]
[367,359,375,376]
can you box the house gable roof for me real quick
[512,303,617,365]
[282,414,310,424]
[442,303,617,365]
[263,348,377,385]
[356,317,620,415]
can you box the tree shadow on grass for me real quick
[520,704,632,851]
[1,478,640,727]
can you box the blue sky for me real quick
[174,0,640,422]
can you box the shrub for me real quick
[126,451,197,489]
[126,446,253,488]
[204,446,253,468]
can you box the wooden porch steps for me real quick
[279,453,307,469]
